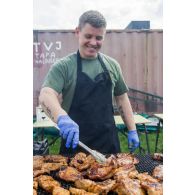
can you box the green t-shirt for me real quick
[42,52,128,112]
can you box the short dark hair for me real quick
[78,10,107,29]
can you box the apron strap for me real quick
[97,53,108,73]
[77,50,82,74]
[77,50,110,75]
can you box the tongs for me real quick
[78,141,107,163]
[54,124,107,163]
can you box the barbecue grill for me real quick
[35,154,162,195]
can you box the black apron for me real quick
[60,51,120,155]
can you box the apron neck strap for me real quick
[77,50,108,73]
[97,53,109,73]
[77,50,82,73]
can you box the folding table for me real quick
[114,114,152,153]
[153,113,163,152]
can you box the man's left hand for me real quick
[128,130,140,153]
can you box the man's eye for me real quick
[96,36,103,41]
[85,35,92,39]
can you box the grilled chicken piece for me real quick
[114,164,137,180]
[136,172,163,194]
[75,179,116,194]
[116,153,139,166]
[42,162,66,172]
[44,155,68,165]
[33,179,38,195]
[70,152,86,166]
[70,153,96,171]
[33,155,44,161]
[105,155,118,167]
[33,155,44,170]
[136,173,159,183]
[33,156,66,177]
[113,178,145,195]
[128,170,139,179]
[33,188,37,195]
[38,175,61,193]
[96,179,116,194]
[87,162,115,180]
[33,180,38,190]
[69,187,98,195]
[152,153,163,161]
[141,181,163,195]
[58,166,83,182]
[152,165,163,182]
[33,177,39,181]
[33,168,50,178]
[52,186,70,195]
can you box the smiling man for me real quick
[39,10,139,155]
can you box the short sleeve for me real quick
[42,61,66,94]
[113,61,129,96]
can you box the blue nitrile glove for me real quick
[128,130,140,153]
[57,115,79,149]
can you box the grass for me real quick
[44,128,163,154]
[118,129,163,154]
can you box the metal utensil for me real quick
[54,124,107,163]
[78,141,107,163]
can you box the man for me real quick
[39,10,139,155]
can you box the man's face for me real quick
[76,23,106,59]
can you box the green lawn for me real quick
[45,128,163,154]
[118,129,163,154]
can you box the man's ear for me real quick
[75,27,80,37]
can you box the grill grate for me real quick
[36,154,162,195]
[135,154,163,174]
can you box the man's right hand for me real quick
[57,115,79,149]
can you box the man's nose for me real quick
[89,38,97,46]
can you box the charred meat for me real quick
[75,179,116,194]
[33,169,50,178]
[152,165,163,182]
[33,180,38,190]
[87,162,114,180]
[38,175,61,193]
[116,153,139,166]
[52,186,70,195]
[114,164,137,180]
[44,155,68,165]
[113,177,145,195]
[152,153,163,161]
[42,162,66,172]
[33,188,37,195]
[33,180,38,195]
[33,155,44,170]
[58,166,83,182]
[141,181,163,195]
[33,155,66,178]
[70,152,96,171]
[136,172,159,183]
[69,187,98,195]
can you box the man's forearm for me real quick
[115,93,136,130]
[39,87,67,123]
